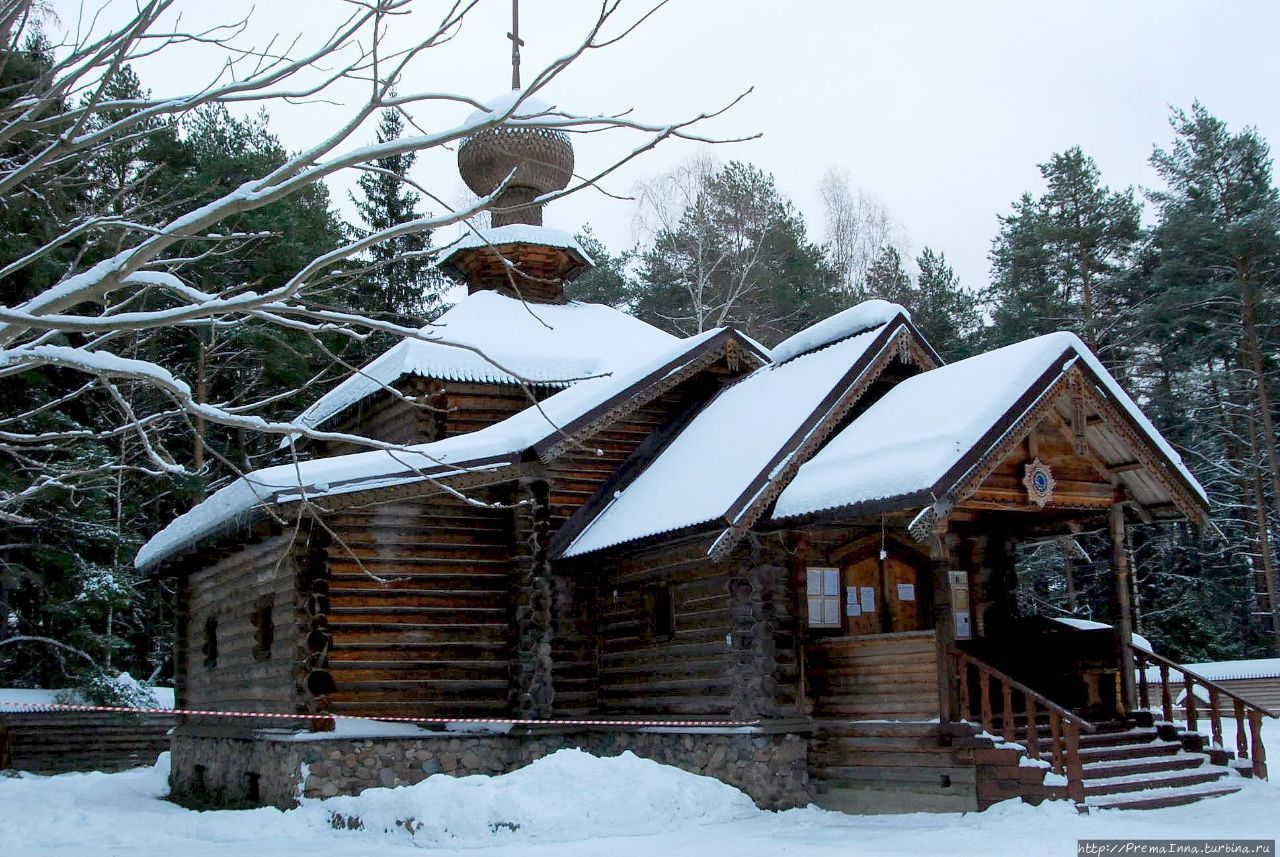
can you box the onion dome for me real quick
[457,92,574,227]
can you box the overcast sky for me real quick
[48,0,1280,292]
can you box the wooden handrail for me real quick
[949,648,1097,733]
[1133,647,1279,718]
[949,648,1095,807]
[1131,646,1274,780]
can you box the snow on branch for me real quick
[0,0,750,529]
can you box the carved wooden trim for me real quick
[539,338,765,461]
[945,376,1070,512]
[1075,374,1207,524]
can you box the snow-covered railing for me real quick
[1132,646,1275,779]
[950,649,1096,805]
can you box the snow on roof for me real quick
[290,290,675,435]
[1141,657,1280,684]
[138,328,729,570]
[1049,617,1154,653]
[773,331,1206,520]
[770,300,907,364]
[562,319,900,558]
[443,225,592,261]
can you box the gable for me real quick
[557,312,939,560]
[771,332,1209,529]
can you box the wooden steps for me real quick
[987,715,1245,811]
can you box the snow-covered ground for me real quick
[1,745,1277,857]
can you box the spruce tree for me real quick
[566,226,633,307]
[348,107,445,324]
[913,247,981,361]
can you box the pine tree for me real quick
[986,147,1142,370]
[348,107,445,324]
[1143,103,1280,653]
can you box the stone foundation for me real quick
[169,726,812,811]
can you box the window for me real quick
[807,567,842,628]
[252,595,275,661]
[202,615,218,669]
[644,584,675,641]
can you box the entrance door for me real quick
[837,554,927,636]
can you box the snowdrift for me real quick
[309,748,759,847]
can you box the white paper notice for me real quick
[845,587,861,616]
[896,583,915,602]
[860,586,876,614]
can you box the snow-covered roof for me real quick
[444,225,592,260]
[562,311,913,558]
[773,331,1206,521]
[139,327,745,570]
[1141,657,1280,684]
[1049,617,1154,654]
[770,300,908,364]
[290,290,675,436]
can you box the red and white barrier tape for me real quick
[0,700,759,729]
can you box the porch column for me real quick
[1109,503,1138,712]
[931,530,959,724]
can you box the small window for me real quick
[807,567,842,628]
[644,585,675,641]
[252,595,275,661]
[202,615,218,669]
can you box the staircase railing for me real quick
[949,648,1096,804]
[1131,646,1276,779]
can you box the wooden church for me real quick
[138,87,1274,815]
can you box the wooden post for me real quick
[1183,674,1198,732]
[1025,696,1040,759]
[1235,699,1249,759]
[1136,652,1150,711]
[1160,664,1173,723]
[1065,720,1086,807]
[512,476,555,718]
[1248,710,1267,779]
[957,652,971,721]
[788,532,812,717]
[1209,689,1223,748]
[1001,682,1016,743]
[1109,503,1137,713]
[1049,711,1064,772]
[931,528,959,725]
[979,670,994,734]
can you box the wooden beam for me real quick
[932,529,960,725]
[1109,503,1137,713]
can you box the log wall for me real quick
[323,492,514,718]
[590,539,802,720]
[808,631,940,720]
[181,533,299,715]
